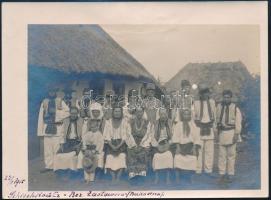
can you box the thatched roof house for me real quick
[165,61,254,102]
[28,25,159,97]
[28,25,160,159]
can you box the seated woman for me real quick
[151,108,174,185]
[126,106,152,183]
[77,103,104,184]
[172,108,201,184]
[54,107,83,179]
[103,105,132,184]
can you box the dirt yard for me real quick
[28,135,260,191]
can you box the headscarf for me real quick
[154,108,172,142]
[89,102,104,120]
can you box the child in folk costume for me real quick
[193,86,217,175]
[37,87,70,173]
[216,90,242,183]
[126,106,152,182]
[54,107,83,176]
[103,105,134,183]
[151,108,174,185]
[172,80,201,183]
[77,103,105,184]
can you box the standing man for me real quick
[143,83,162,126]
[216,90,242,183]
[37,87,70,173]
[194,86,216,175]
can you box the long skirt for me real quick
[174,154,197,171]
[152,151,173,170]
[105,153,127,171]
[127,147,149,178]
[53,151,78,171]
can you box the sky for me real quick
[101,25,260,83]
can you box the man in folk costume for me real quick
[193,86,216,175]
[78,88,92,119]
[151,108,174,185]
[172,80,201,183]
[53,107,83,178]
[103,90,115,120]
[216,90,242,183]
[124,89,139,121]
[103,105,134,184]
[37,87,70,173]
[77,103,105,184]
[63,88,80,109]
[143,83,162,126]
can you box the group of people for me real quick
[37,80,242,185]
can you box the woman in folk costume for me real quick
[193,86,217,175]
[126,106,152,183]
[216,90,242,183]
[103,105,134,183]
[171,80,201,183]
[53,107,83,179]
[151,107,174,185]
[37,87,70,173]
[77,102,105,184]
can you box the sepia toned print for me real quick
[28,24,261,191]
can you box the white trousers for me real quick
[44,136,61,169]
[196,139,214,173]
[218,143,237,175]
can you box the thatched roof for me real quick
[28,25,155,80]
[165,61,254,102]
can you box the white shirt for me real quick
[201,101,211,123]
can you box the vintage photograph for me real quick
[27,24,261,191]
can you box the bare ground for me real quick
[28,135,260,191]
